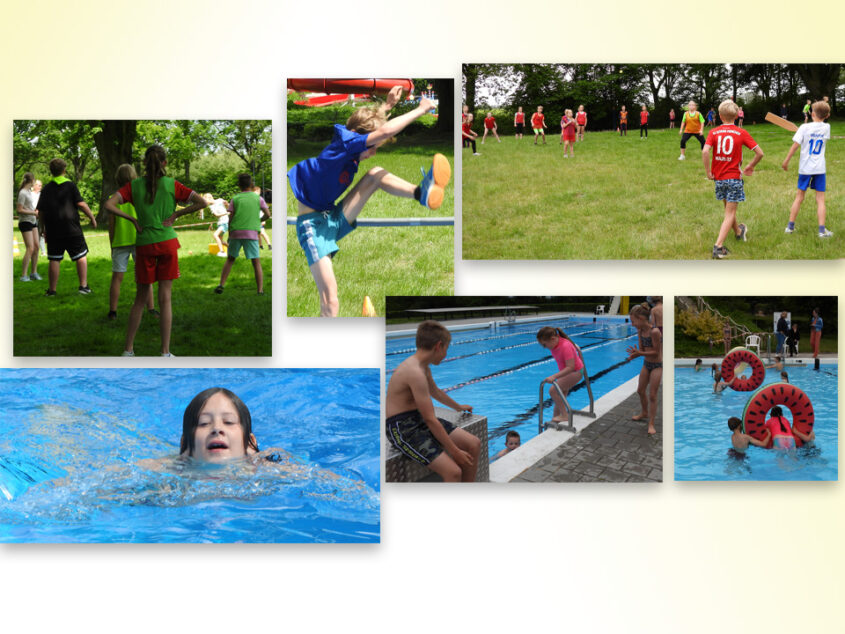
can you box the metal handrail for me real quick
[538,343,597,434]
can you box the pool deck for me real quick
[676,354,838,366]
[495,384,662,483]
[386,311,617,332]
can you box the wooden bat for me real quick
[765,112,799,132]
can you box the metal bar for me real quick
[287,216,453,227]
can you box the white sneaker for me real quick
[30,272,42,280]
[161,352,176,357]
[216,251,227,257]
[19,276,30,282]
[784,226,795,234]
[819,229,834,238]
[473,153,481,156]
[678,155,685,161]
[121,350,135,357]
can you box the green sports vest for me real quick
[228,191,262,232]
[130,176,177,246]
[111,201,139,248]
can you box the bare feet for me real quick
[631,412,647,421]
[551,415,567,423]
[647,422,657,435]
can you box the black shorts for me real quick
[680,132,705,149]
[19,221,38,233]
[47,234,89,261]
[515,123,524,133]
[386,410,457,466]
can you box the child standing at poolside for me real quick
[560,109,576,157]
[531,106,547,145]
[288,86,449,317]
[482,112,501,143]
[626,304,661,435]
[781,100,833,238]
[575,105,587,141]
[702,100,764,259]
[536,326,585,424]
[214,173,269,295]
[514,106,526,140]
[386,320,480,482]
[105,145,208,356]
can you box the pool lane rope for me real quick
[721,347,765,392]
[741,382,815,448]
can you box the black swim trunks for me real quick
[386,409,456,466]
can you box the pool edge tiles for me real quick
[490,375,641,483]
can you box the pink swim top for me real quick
[551,337,584,372]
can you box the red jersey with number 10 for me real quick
[705,124,759,180]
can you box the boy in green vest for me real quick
[214,173,269,295]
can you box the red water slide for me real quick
[287,78,414,95]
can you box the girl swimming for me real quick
[766,405,814,450]
[626,304,662,435]
[181,387,259,462]
[537,326,585,424]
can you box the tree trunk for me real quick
[92,120,137,223]
[463,65,478,112]
[796,64,841,112]
[433,78,454,137]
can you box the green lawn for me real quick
[463,122,845,260]
[286,139,454,317]
[13,226,271,356]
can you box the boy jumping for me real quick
[288,86,449,317]
[781,100,833,238]
[386,320,481,482]
[215,173,269,295]
[703,99,764,259]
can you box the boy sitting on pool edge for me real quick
[386,320,481,482]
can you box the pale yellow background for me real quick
[1,1,843,632]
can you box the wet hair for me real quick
[180,387,259,456]
[115,163,137,188]
[346,105,388,135]
[49,158,67,177]
[718,99,739,119]
[237,173,253,190]
[812,100,831,120]
[506,431,521,442]
[18,171,35,192]
[143,145,167,204]
[695,359,702,365]
[416,320,451,350]
[781,371,789,382]
[728,417,742,431]
[769,406,791,435]
[775,356,782,362]
[537,326,574,345]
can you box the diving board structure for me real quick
[286,216,453,227]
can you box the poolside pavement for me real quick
[511,386,662,483]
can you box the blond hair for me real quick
[812,100,831,120]
[346,106,388,135]
[416,320,451,350]
[115,163,137,188]
[629,303,651,322]
[718,99,738,120]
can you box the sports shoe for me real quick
[121,350,135,357]
[214,285,224,294]
[216,251,227,258]
[20,276,30,282]
[161,352,176,357]
[819,229,834,238]
[418,153,451,210]
[678,154,685,161]
[472,152,481,156]
[30,272,42,280]
[712,245,731,259]
[78,285,92,295]
[107,311,117,320]
[45,289,56,297]
[736,223,748,241]
[784,226,795,234]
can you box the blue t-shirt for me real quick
[287,124,370,211]
[813,317,823,331]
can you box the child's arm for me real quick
[163,191,209,227]
[702,143,713,180]
[793,428,815,443]
[365,97,435,147]
[376,85,403,118]
[781,142,800,171]
[427,370,472,413]
[545,356,577,384]
[747,430,771,448]
[104,193,141,233]
[741,145,764,176]
[77,201,97,228]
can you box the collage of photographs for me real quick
[2,64,841,548]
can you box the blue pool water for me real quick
[0,368,380,543]
[674,365,838,481]
[386,316,642,459]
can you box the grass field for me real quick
[463,122,845,260]
[13,226,272,356]
[286,139,454,317]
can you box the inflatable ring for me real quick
[721,347,765,392]
[742,382,815,448]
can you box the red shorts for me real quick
[135,238,180,284]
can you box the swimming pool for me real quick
[386,316,642,460]
[0,368,380,543]
[674,364,838,481]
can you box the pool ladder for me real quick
[538,344,596,434]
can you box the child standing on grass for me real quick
[16,172,41,282]
[781,100,833,238]
[560,109,576,157]
[108,164,156,321]
[37,158,97,296]
[386,320,480,482]
[482,112,501,144]
[803,99,812,123]
[463,113,481,155]
[626,304,661,435]
[288,86,448,317]
[207,193,230,257]
[575,105,587,141]
[531,106,547,145]
[536,326,585,424]
[514,106,525,140]
[678,101,706,160]
[669,108,676,129]
[619,105,628,136]
[214,173,269,296]
[105,145,208,356]
[702,100,764,259]
[639,105,649,139]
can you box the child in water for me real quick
[494,431,521,459]
[727,417,770,456]
[766,406,814,450]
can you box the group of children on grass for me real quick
[17,147,269,356]
[386,301,662,481]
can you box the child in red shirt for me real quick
[481,112,501,144]
[462,113,480,156]
[514,106,525,140]
[619,106,628,136]
[531,106,547,145]
[575,105,587,141]
[560,109,576,158]
[639,105,649,139]
[702,100,764,259]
